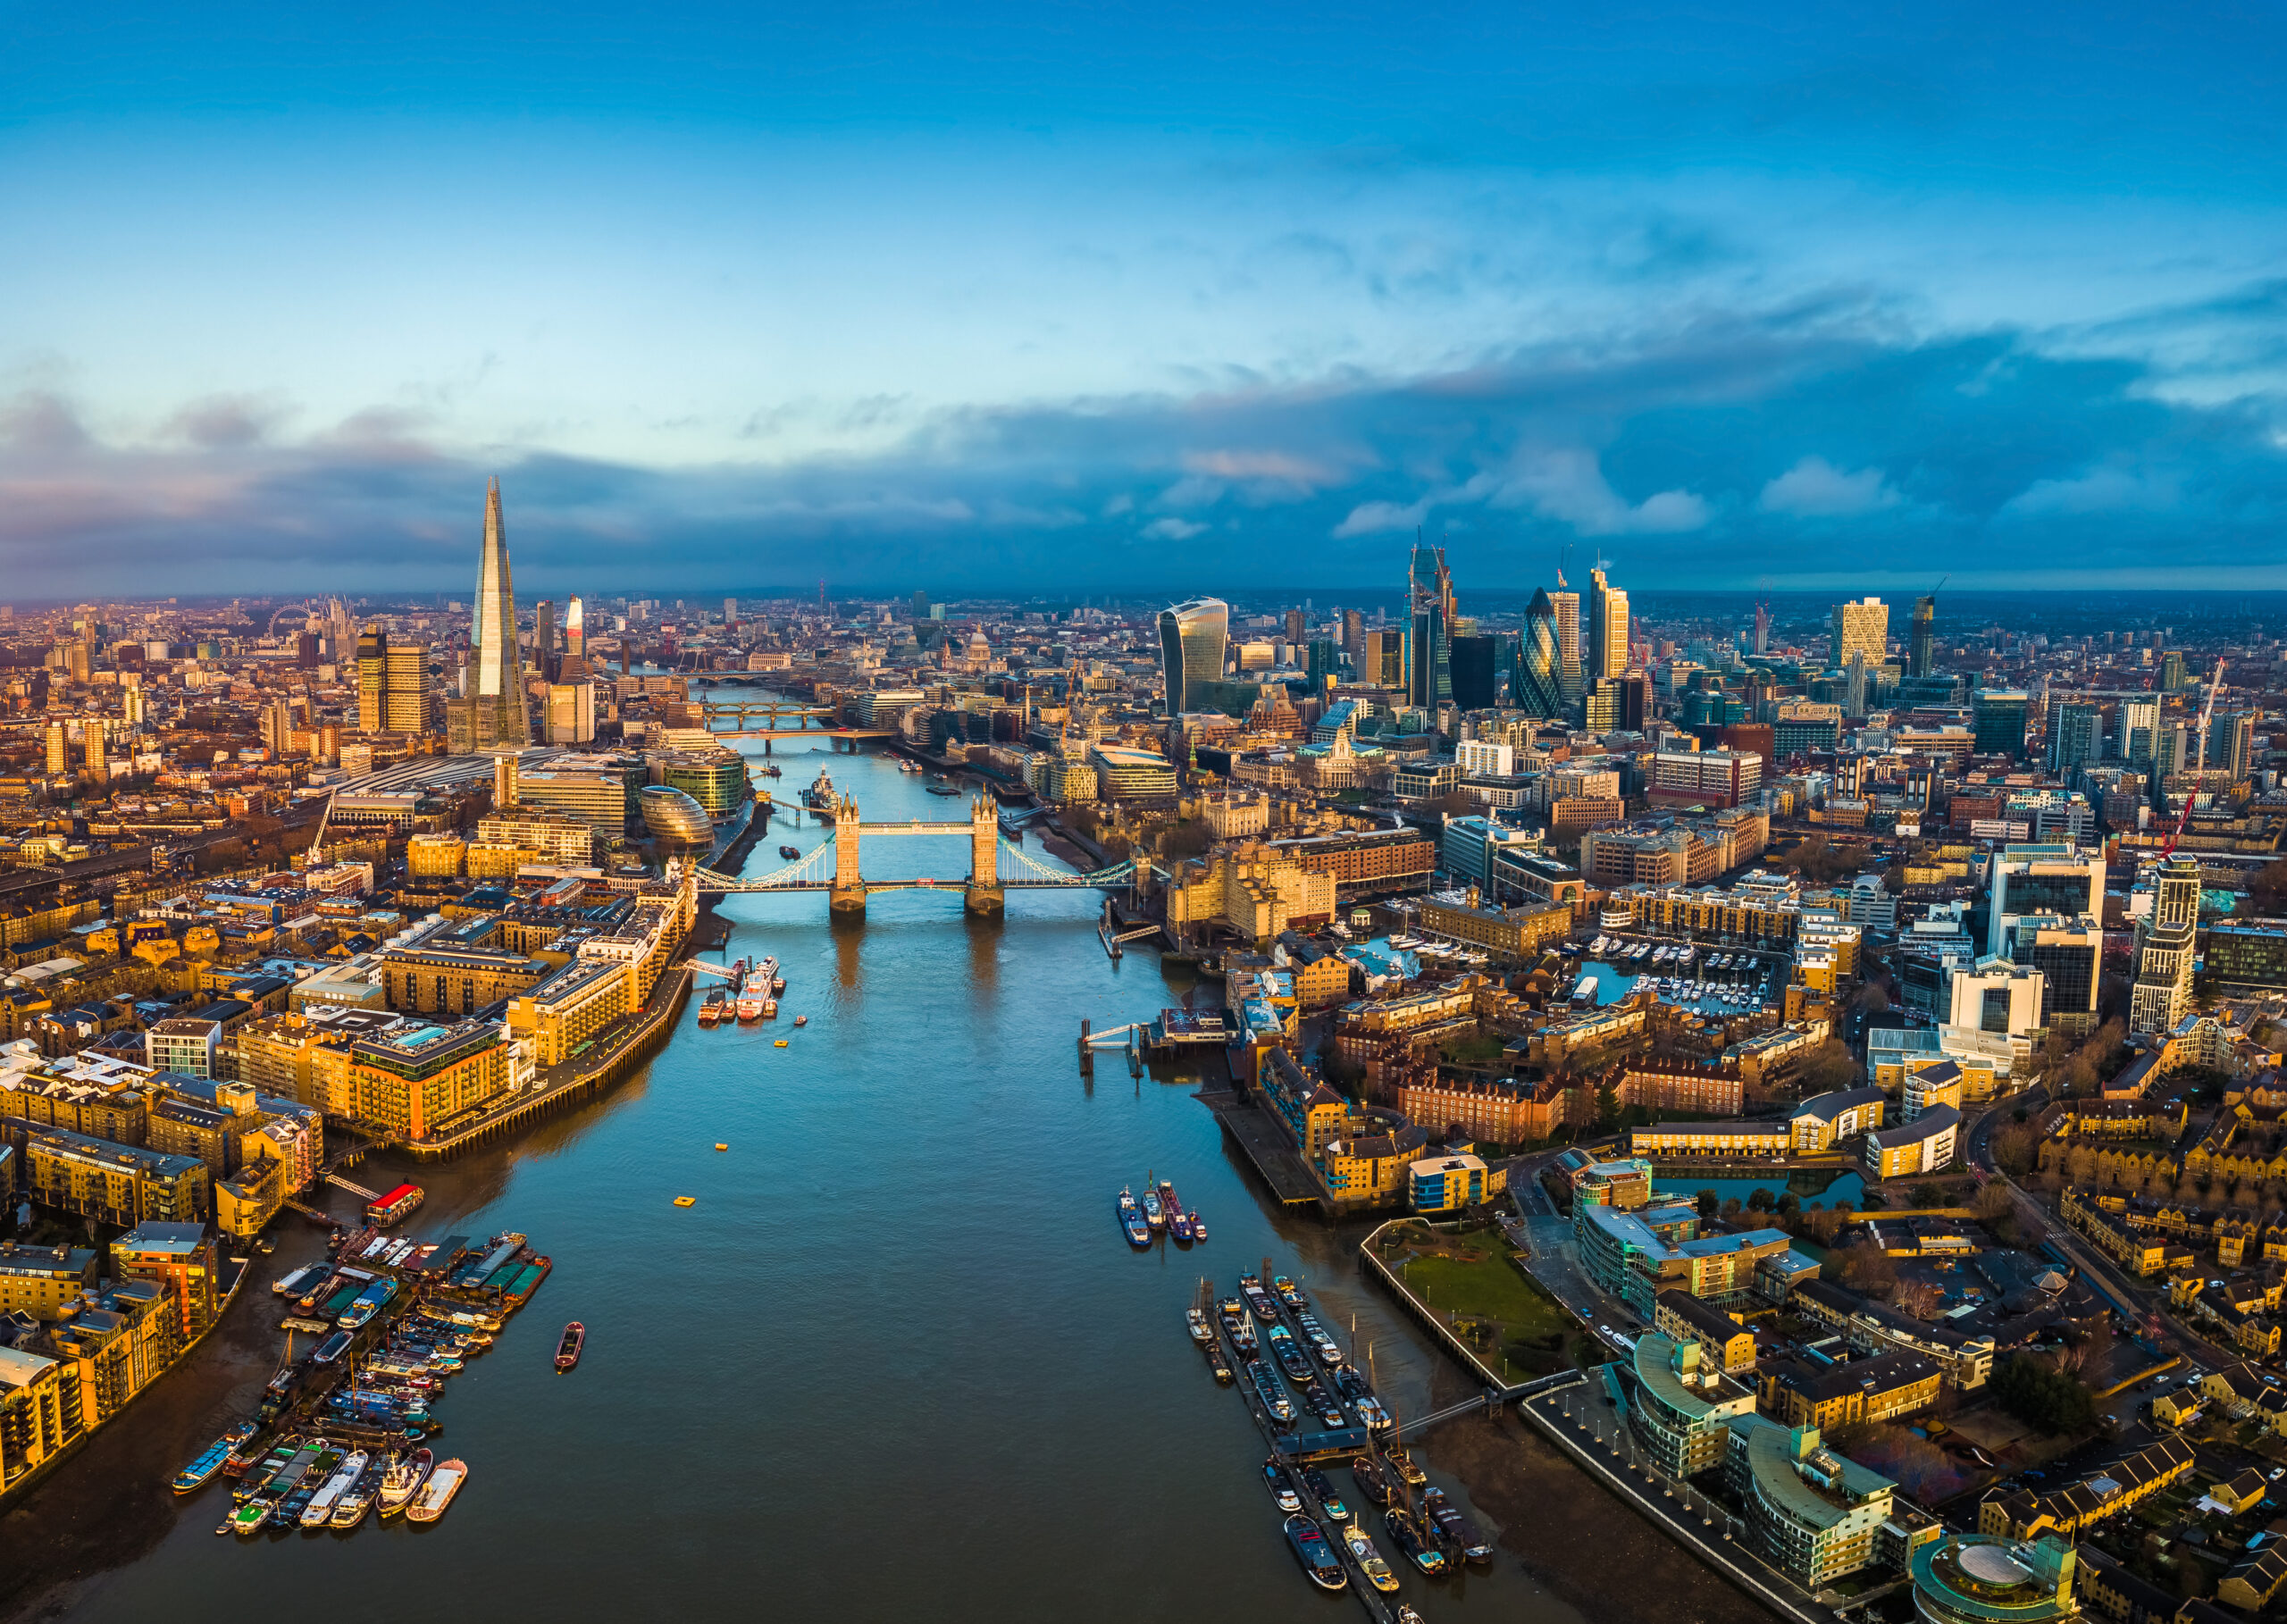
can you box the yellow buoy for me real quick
[673,1196,697,1207]
[715,1143,728,1151]
[774,1039,789,1047]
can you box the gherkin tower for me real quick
[1517,589,1563,717]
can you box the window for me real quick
[1981,987,2011,1034]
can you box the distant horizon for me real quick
[4,3,2284,596]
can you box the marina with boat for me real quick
[1183,1255,1490,1620]
[173,1219,561,1543]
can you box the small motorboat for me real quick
[1188,1210,1205,1242]
[1185,1309,1214,1346]
[792,1014,808,1026]
[1263,1460,1303,1513]
[555,1322,585,1372]
[778,845,801,859]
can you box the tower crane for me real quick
[2158,657,2227,860]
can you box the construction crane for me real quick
[2158,657,2228,859]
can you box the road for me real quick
[0,801,330,900]
[1960,1086,2233,1382]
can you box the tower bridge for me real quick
[691,794,1152,916]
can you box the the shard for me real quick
[468,476,531,749]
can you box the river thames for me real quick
[0,741,1762,1624]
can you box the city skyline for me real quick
[3,3,2284,594]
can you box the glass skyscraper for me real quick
[465,478,531,750]
[1517,589,1563,717]
[1406,543,1453,708]
[1587,567,1629,682]
[1157,598,1228,715]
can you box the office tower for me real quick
[122,684,146,731]
[1830,597,1888,672]
[2130,856,2201,1034]
[1449,634,1498,711]
[494,753,520,810]
[1156,598,1228,715]
[546,681,597,744]
[465,477,531,750]
[356,629,387,731]
[65,641,91,684]
[1517,590,1563,717]
[259,700,292,757]
[1586,567,1628,682]
[2216,711,2256,780]
[2047,702,2101,775]
[1753,601,1770,657]
[2115,696,2158,766]
[1359,629,1403,688]
[384,640,431,733]
[1284,608,1305,645]
[1304,640,1340,688]
[44,722,65,776]
[1844,653,1869,720]
[909,590,929,620]
[1973,690,2030,759]
[1908,594,1935,678]
[296,632,320,667]
[1341,608,1364,660]
[1406,543,1453,708]
[565,596,585,665]
[1985,845,2104,958]
[1548,587,1582,704]
[534,600,556,682]
[2158,650,2187,694]
[85,725,107,785]
[724,597,739,625]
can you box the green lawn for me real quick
[1399,1248,1575,1361]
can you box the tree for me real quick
[1696,1189,1719,1223]
[1910,1182,1944,1209]
[1991,1353,2098,1436]
[1793,1041,1861,1096]
[1838,1241,1897,1296]
[2251,858,2287,915]
[1747,1186,1776,1214]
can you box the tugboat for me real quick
[555,1322,585,1371]
[778,844,802,859]
[1188,1210,1206,1243]
[1117,1188,1152,1249]
[377,1448,433,1518]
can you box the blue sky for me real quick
[2,1,2284,598]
